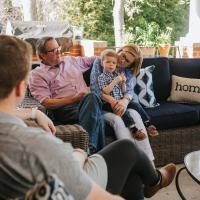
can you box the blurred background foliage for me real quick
[1,0,190,46]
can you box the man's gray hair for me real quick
[36,36,54,55]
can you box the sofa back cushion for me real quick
[169,58,200,78]
[142,57,171,101]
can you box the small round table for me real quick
[175,150,200,200]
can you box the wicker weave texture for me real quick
[105,125,200,167]
[21,95,89,151]
[56,124,89,151]
[150,125,200,166]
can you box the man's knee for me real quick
[84,93,102,106]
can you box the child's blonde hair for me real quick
[100,49,118,66]
[117,44,143,75]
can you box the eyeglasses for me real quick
[46,46,62,54]
[121,52,132,64]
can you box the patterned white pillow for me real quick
[133,65,159,108]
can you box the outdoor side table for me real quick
[175,150,200,200]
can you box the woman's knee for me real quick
[104,112,124,126]
[113,139,139,153]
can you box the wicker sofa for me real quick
[25,57,200,166]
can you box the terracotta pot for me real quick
[158,44,171,57]
[140,47,156,57]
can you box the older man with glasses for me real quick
[29,36,105,154]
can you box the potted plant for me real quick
[126,22,159,57]
[157,27,172,57]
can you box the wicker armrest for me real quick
[22,91,89,151]
[19,90,46,112]
[24,120,89,151]
[55,124,89,151]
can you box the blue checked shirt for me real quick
[98,71,125,100]
[90,57,135,100]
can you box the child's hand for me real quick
[115,75,122,83]
[115,73,126,84]
[120,73,126,82]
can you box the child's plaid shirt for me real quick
[98,71,126,100]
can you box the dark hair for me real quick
[100,49,118,66]
[0,35,32,99]
[117,44,143,75]
[36,36,54,59]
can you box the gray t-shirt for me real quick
[0,112,92,200]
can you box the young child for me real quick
[98,49,159,140]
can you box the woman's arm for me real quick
[90,58,103,97]
[124,69,135,100]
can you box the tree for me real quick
[125,0,190,44]
[60,0,115,46]
[21,0,37,21]
[113,0,124,48]
[0,0,23,33]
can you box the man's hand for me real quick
[35,110,56,135]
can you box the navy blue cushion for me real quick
[83,67,92,86]
[186,104,200,121]
[169,58,200,78]
[142,57,170,101]
[32,63,40,70]
[145,102,199,130]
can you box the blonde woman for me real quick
[90,44,158,161]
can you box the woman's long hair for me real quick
[117,44,143,75]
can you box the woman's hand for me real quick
[35,110,56,135]
[112,98,129,116]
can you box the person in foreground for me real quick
[29,36,105,154]
[0,35,176,200]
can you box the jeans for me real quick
[53,93,105,152]
[127,101,150,123]
[103,100,150,128]
[103,110,155,161]
[103,103,134,128]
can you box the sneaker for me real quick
[144,163,176,198]
[147,125,159,137]
[132,129,146,141]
